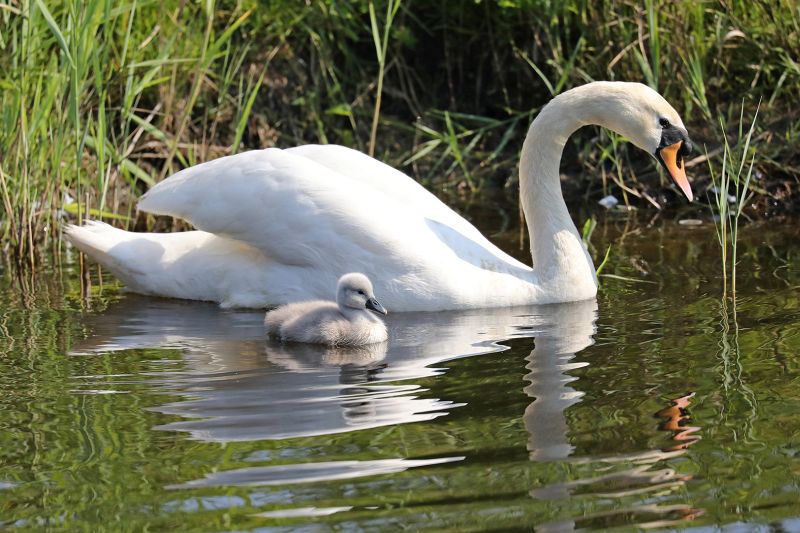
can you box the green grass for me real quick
[1,0,798,258]
[0,0,267,261]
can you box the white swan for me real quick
[65,81,692,311]
[265,272,388,345]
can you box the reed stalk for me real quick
[367,0,402,157]
[707,102,760,303]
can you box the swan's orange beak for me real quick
[657,141,693,202]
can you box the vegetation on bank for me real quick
[1,0,798,262]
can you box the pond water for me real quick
[1,206,799,531]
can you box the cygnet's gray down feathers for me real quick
[265,273,388,346]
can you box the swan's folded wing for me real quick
[286,145,527,268]
[286,145,484,239]
[137,148,429,269]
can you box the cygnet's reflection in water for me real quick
[155,341,409,441]
[73,295,598,443]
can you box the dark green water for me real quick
[1,211,799,531]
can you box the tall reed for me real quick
[707,103,760,301]
[0,0,267,262]
[367,0,402,157]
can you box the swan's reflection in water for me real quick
[72,295,582,442]
[73,295,700,527]
[522,306,702,530]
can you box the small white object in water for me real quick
[708,186,737,204]
[598,195,619,209]
[265,273,388,346]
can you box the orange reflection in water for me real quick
[657,392,702,452]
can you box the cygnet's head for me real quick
[336,273,387,315]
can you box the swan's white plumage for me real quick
[65,81,689,311]
[67,146,537,310]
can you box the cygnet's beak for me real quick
[365,297,388,315]
[656,139,694,202]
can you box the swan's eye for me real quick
[659,118,671,128]
[357,290,365,295]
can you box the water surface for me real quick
[1,211,799,531]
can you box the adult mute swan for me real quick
[65,81,693,311]
[265,273,388,346]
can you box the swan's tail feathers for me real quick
[64,221,120,265]
[63,221,148,288]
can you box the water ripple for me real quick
[168,456,464,489]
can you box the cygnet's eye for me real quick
[659,118,671,128]
[357,290,365,295]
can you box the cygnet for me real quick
[265,273,388,346]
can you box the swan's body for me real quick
[65,82,692,311]
[265,273,388,346]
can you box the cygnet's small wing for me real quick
[265,300,329,335]
[278,302,345,344]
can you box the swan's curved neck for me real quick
[519,86,605,297]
